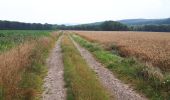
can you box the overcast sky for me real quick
[0,0,170,24]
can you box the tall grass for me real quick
[0,42,35,100]
[0,31,59,100]
[0,30,51,52]
[61,35,109,100]
[72,34,170,100]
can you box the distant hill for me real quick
[57,21,128,31]
[118,18,170,25]
[75,21,104,26]
[68,18,170,26]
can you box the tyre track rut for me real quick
[42,36,66,100]
[71,37,147,100]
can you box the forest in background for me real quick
[1,20,170,32]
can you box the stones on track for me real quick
[42,36,66,100]
[71,36,147,100]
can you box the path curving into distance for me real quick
[71,36,147,100]
[42,36,66,100]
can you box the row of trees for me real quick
[1,20,170,32]
[56,21,129,31]
[0,20,53,30]
[130,25,170,32]
[56,21,170,32]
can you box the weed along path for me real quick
[42,35,66,100]
[71,36,147,100]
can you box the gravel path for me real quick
[71,37,147,100]
[42,36,66,100]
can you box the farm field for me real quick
[1,0,170,99]
[0,30,58,100]
[43,32,147,100]
[73,31,170,72]
[0,30,52,52]
[71,31,170,99]
[1,30,170,100]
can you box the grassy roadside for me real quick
[18,32,61,100]
[71,34,170,100]
[61,34,110,100]
[0,31,60,100]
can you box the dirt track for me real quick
[42,34,147,100]
[71,36,147,100]
[42,36,66,100]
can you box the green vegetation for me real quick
[56,20,170,32]
[100,21,128,31]
[0,30,52,52]
[119,18,170,25]
[0,20,53,30]
[56,21,128,31]
[18,39,54,100]
[61,35,109,100]
[0,30,59,100]
[1,19,170,32]
[72,34,170,100]
[130,25,170,32]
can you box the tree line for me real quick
[1,20,170,32]
[130,25,170,32]
[0,20,53,30]
[55,21,170,32]
[55,21,129,31]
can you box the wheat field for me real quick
[73,31,170,71]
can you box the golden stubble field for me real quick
[73,31,170,71]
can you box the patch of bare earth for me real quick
[71,37,147,100]
[42,36,66,100]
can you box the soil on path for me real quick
[71,37,147,100]
[42,36,66,100]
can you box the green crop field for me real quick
[0,30,52,52]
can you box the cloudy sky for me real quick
[0,0,170,24]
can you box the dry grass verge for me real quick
[61,34,109,100]
[0,32,59,100]
[0,42,35,100]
